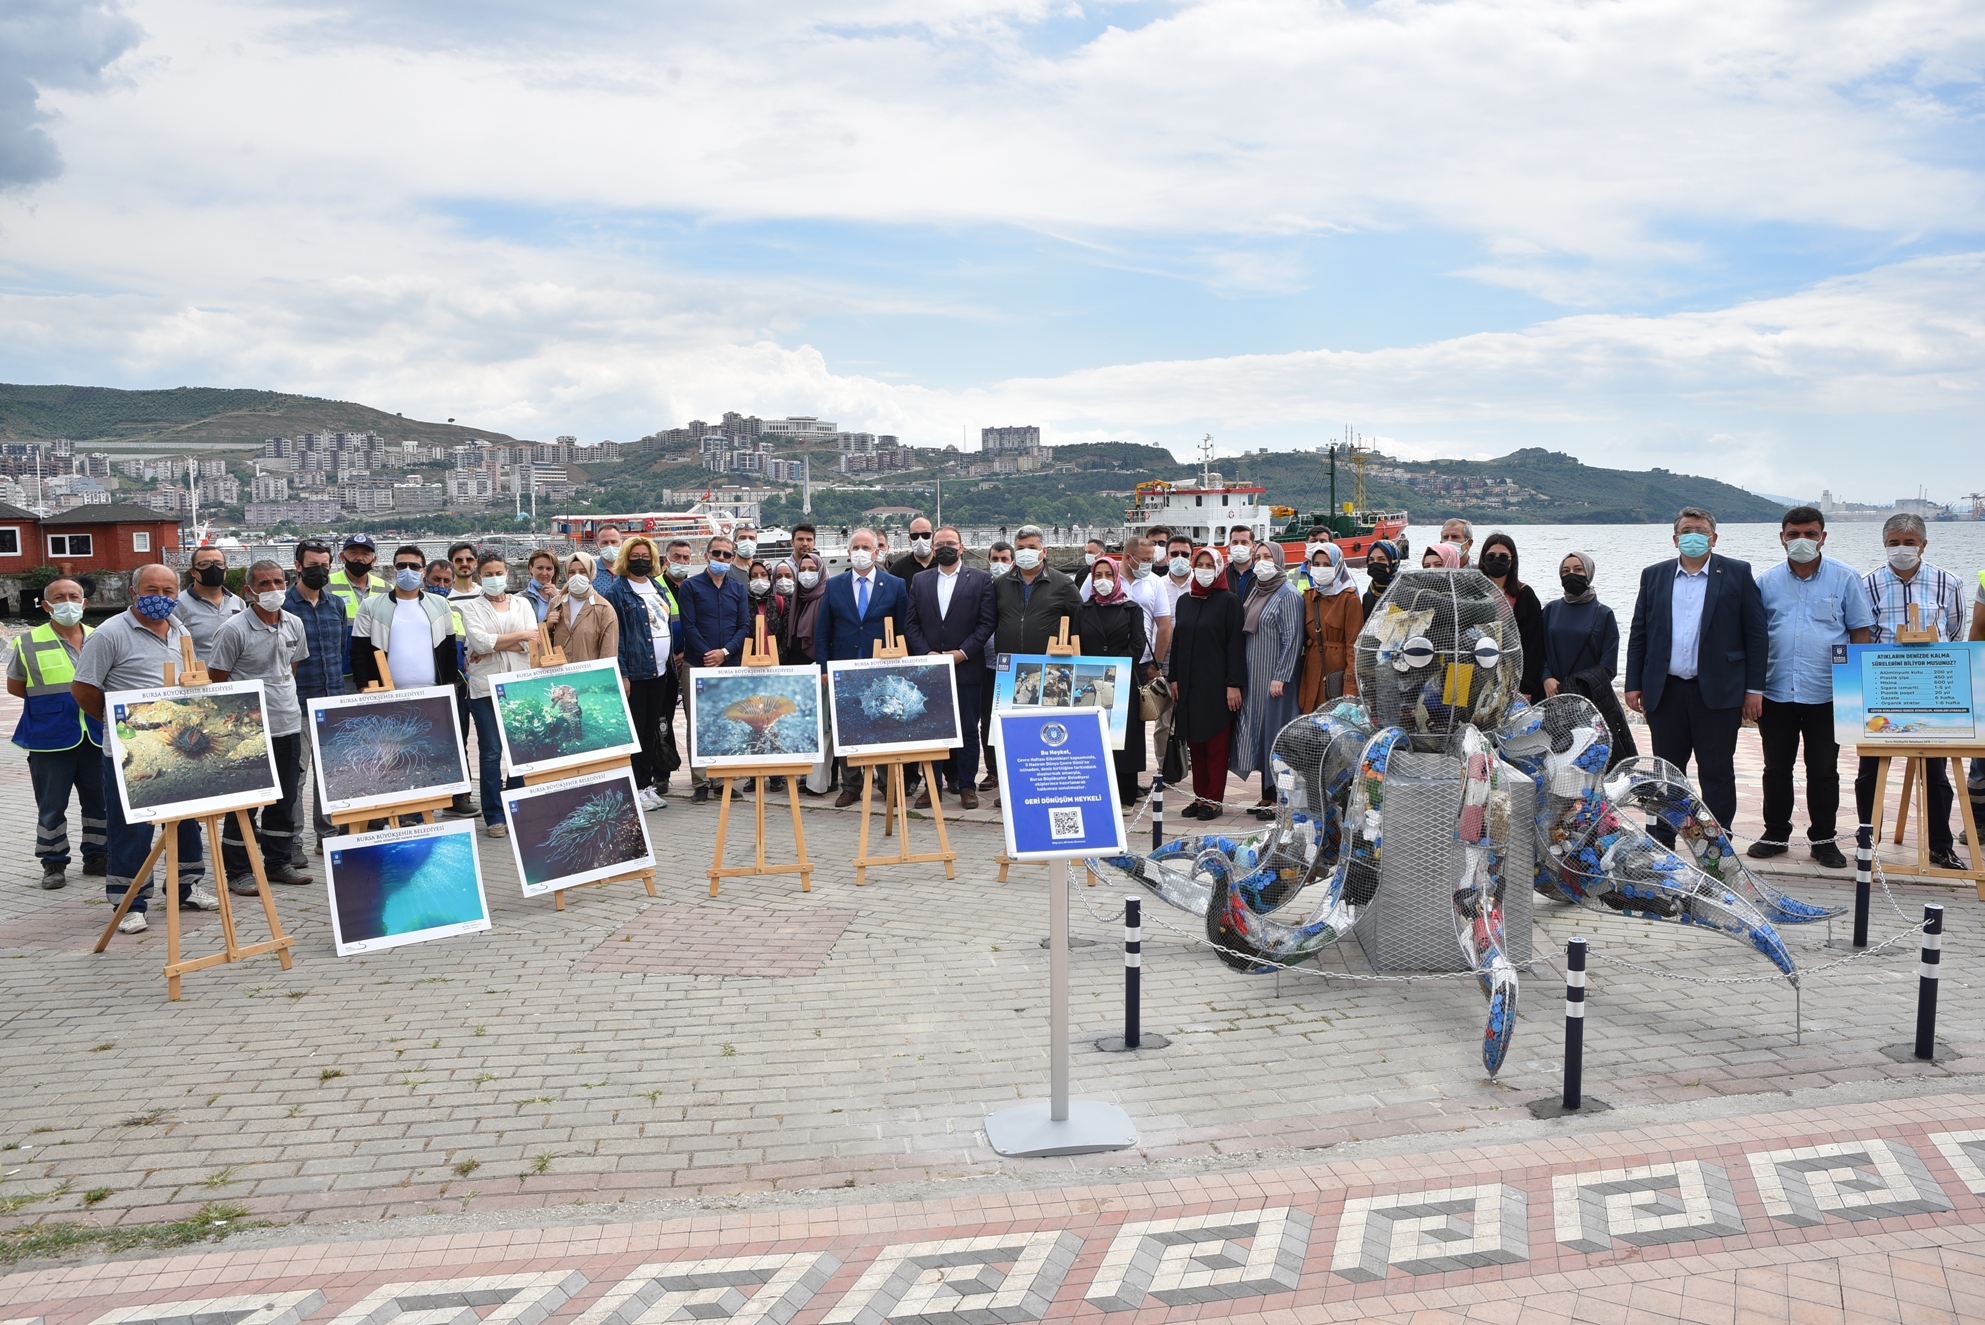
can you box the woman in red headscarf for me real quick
[1166,547,1247,819]
[1076,555,1149,808]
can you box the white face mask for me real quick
[989,561,1013,578]
[1170,556,1190,578]
[775,578,794,596]
[481,575,507,597]
[1310,561,1330,579]
[1092,577,1115,597]
[1886,544,1921,571]
[749,577,771,596]
[256,589,286,612]
[850,549,874,572]
[665,561,692,580]
[797,570,821,588]
[1785,537,1821,564]
[1193,567,1219,587]
[734,540,757,558]
[1131,559,1152,578]
[1083,552,1098,566]
[48,601,85,627]
[911,537,932,556]
[566,574,592,596]
[1013,547,1042,570]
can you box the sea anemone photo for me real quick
[107,681,282,822]
[492,657,640,776]
[308,687,471,813]
[687,664,824,769]
[500,769,654,896]
[826,658,963,758]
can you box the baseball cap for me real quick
[341,533,377,550]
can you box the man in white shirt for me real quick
[1121,534,1175,672]
[904,526,996,807]
[1161,534,1195,611]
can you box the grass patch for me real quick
[525,1153,553,1176]
[0,1201,256,1266]
[121,1108,167,1128]
[520,1096,553,1105]
[0,1182,71,1216]
[285,990,307,1000]
[472,1073,496,1086]
[318,1068,343,1082]
[200,1166,238,1189]
[473,1026,486,1037]
[91,1043,114,1053]
[720,1044,736,1058]
[453,1158,479,1177]
[83,1188,110,1206]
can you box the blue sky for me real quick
[2,0,1983,499]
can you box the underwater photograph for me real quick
[325,821,489,955]
[827,658,962,757]
[502,770,654,896]
[688,664,824,768]
[109,682,280,821]
[492,657,640,775]
[309,688,471,812]
[990,654,1134,750]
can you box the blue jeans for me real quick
[467,696,521,826]
[101,751,204,914]
[29,742,107,870]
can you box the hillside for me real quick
[0,384,519,449]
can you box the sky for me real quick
[2,0,1983,500]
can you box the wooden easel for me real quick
[93,639,296,999]
[848,618,957,886]
[331,655,455,835]
[705,618,814,896]
[996,617,1099,887]
[529,623,567,669]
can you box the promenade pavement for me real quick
[3,685,1983,1323]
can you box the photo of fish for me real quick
[826,657,963,757]
[307,686,471,815]
[324,819,489,956]
[687,664,824,768]
[501,768,655,897]
[105,680,282,822]
[990,653,1134,750]
[491,657,640,777]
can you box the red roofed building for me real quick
[36,503,180,574]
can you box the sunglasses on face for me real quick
[395,561,424,571]
[709,550,734,561]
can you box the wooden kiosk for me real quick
[93,637,296,999]
[846,618,958,886]
[704,618,815,896]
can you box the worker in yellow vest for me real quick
[325,533,384,682]
[7,577,106,888]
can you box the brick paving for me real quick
[2,688,1982,1322]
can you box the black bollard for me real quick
[1097,896,1168,1051]
[1563,936,1586,1111]
[1916,904,1943,1061]
[1853,823,1873,949]
[1150,778,1164,850]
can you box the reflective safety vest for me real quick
[327,569,386,670]
[10,622,100,752]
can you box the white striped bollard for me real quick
[1915,904,1943,1061]
[1150,778,1164,850]
[1563,937,1586,1110]
[1097,896,1169,1052]
[1853,823,1873,949]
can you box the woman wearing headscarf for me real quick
[1167,547,1247,819]
[546,551,619,663]
[1300,543,1364,710]
[1075,556,1150,807]
[1229,543,1305,819]
[1543,550,1636,765]
[1421,540,1462,569]
[1361,539,1399,617]
[1477,532,1545,702]
[744,558,786,652]
[782,551,833,795]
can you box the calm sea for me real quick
[1387,521,1985,675]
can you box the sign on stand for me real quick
[984,708,1137,1158]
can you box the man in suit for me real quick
[906,525,997,809]
[678,533,751,803]
[992,523,1083,659]
[817,527,911,806]
[1625,506,1767,833]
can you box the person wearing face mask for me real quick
[817,528,912,806]
[1476,533,1546,703]
[1075,556,1150,809]
[1224,527,1257,600]
[284,540,351,855]
[458,553,536,835]
[600,537,679,808]
[350,547,460,694]
[1167,549,1247,819]
[1229,543,1304,818]
[547,551,619,664]
[1854,513,1970,872]
[206,560,313,892]
[780,552,834,796]
[1299,543,1363,710]
[9,577,107,888]
[905,526,997,809]
[1543,551,1634,768]
[1361,540,1398,617]
[1083,538,1106,571]
[991,524,1083,665]
[730,524,759,567]
[744,558,787,650]
[72,562,218,932]
[326,534,385,679]
[1162,536,1196,611]
[888,516,938,588]
[1439,517,1475,568]
[977,541,1016,791]
[678,535,752,805]
[593,525,625,586]
[1422,541,1462,570]
[1625,506,1767,837]
[1749,508,1873,868]
[173,545,244,664]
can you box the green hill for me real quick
[0,384,518,449]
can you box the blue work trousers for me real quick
[101,751,204,914]
[28,741,107,870]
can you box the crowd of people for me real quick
[10,504,1984,933]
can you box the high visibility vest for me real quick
[326,568,382,618]
[10,623,99,752]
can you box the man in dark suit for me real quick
[905,525,997,808]
[816,527,911,806]
[1625,506,1767,833]
[992,523,1083,658]
[678,533,751,802]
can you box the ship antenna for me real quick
[1199,434,1214,487]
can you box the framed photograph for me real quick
[826,656,963,758]
[105,680,282,823]
[325,819,489,956]
[989,653,1133,750]
[500,767,655,897]
[686,664,825,768]
[307,685,472,816]
[491,656,641,778]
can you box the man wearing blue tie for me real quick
[817,527,910,806]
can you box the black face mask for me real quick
[299,566,331,590]
[1561,574,1591,598]
[626,557,653,577]
[934,545,959,567]
[343,559,374,579]
[1480,552,1512,577]
[1367,562,1393,585]
[193,565,227,587]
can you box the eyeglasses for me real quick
[708,550,734,561]
[395,561,424,571]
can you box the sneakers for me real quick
[637,786,667,812]
[81,857,107,877]
[117,912,148,935]
[40,865,66,890]
[1746,841,1788,859]
[265,864,313,885]
[183,886,220,911]
[486,823,508,838]
[1810,841,1849,869]
[227,874,261,896]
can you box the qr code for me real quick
[1048,806,1085,841]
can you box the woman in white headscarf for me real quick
[547,550,620,663]
[1299,542,1364,710]
[1228,542,1305,819]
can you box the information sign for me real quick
[1832,642,1985,746]
[992,708,1127,861]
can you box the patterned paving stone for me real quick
[1330,1183,1528,1281]
[820,1232,1082,1325]
[81,1293,325,1325]
[567,1255,838,1325]
[1551,1159,1746,1252]
[1746,1138,1953,1226]
[325,1274,585,1325]
[1929,1127,1985,1196]
[1084,1207,1311,1311]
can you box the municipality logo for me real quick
[1039,721,1068,747]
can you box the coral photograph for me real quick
[990,654,1134,750]
[826,657,963,757]
[107,681,281,822]
[491,657,640,776]
[501,769,654,896]
[325,820,489,956]
[308,687,471,814]
[687,665,824,768]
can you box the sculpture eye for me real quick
[1473,637,1501,669]
[1396,636,1436,672]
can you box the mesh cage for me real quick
[1354,568,1522,749]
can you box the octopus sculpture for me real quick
[1091,567,1841,1078]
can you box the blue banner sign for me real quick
[992,708,1127,861]
[1832,642,1985,746]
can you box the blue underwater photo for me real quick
[328,826,488,953]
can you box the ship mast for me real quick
[1198,434,1215,488]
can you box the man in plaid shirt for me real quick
[1854,513,1968,871]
